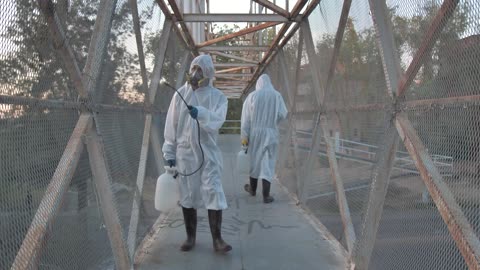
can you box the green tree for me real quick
[0,0,143,105]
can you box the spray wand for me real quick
[159,79,205,177]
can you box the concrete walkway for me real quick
[136,135,347,270]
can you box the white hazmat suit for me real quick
[241,74,288,182]
[162,55,228,210]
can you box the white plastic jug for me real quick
[154,166,180,212]
[236,146,250,175]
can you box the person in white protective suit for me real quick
[162,55,232,253]
[241,74,288,203]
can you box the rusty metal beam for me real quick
[10,114,93,270]
[127,20,178,256]
[216,66,254,74]
[352,121,399,269]
[154,0,173,20]
[0,94,164,114]
[154,0,195,54]
[302,19,323,104]
[241,0,315,99]
[215,73,254,77]
[214,63,258,67]
[210,51,259,64]
[183,13,291,22]
[82,0,117,96]
[277,46,302,201]
[37,0,87,97]
[402,94,480,110]
[167,0,199,51]
[323,0,352,106]
[351,1,402,268]
[129,0,149,102]
[260,94,480,114]
[252,0,290,18]
[14,1,127,269]
[319,116,357,252]
[368,1,402,98]
[301,15,357,253]
[86,126,131,270]
[197,22,281,48]
[397,0,460,98]
[395,113,480,270]
[199,45,269,51]
[148,20,173,102]
[127,114,152,257]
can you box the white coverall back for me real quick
[241,74,288,182]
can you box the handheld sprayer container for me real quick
[154,166,180,212]
[236,146,250,176]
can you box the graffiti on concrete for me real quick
[157,215,298,236]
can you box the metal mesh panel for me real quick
[95,110,145,234]
[370,174,467,270]
[138,0,164,78]
[388,0,480,101]
[267,0,480,268]
[0,0,189,267]
[0,0,95,101]
[0,106,79,269]
[3,0,480,269]
[39,150,114,270]
[370,105,480,270]
[97,0,145,106]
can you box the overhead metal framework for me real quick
[155,0,311,98]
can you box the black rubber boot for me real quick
[262,179,274,203]
[180,207,197,251]
[244,177,258,196]
[208,210,232,253]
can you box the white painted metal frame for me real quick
[301,17,357,253]
[126,19,174,258]
[12,0,131,269]
[352,0,480,270]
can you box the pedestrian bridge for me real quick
[2,0,480,270]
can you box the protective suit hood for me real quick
[190,55,215,87]
[255,74,275,91]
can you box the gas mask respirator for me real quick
[187,67,209,89]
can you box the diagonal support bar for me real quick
[323,0,352,106]
[13,1,129,269]
[210,51,259,64]
[397,0,460,98]
[197,22,281,48]
[241,0,312,99]
[82,0,117,96]
[395,114,480,270]
[252,0,290,18]
[37,0,87,97]
[129,0,149,102]
[167,0,198,51]
[127,114,152,257]
[148,20,173,101]
[351,1,402,268]
[301,17,357,252]
[352,121,399,269]
[319,116,357,252]
[10,114,93,270]
[127,20,177,257]
[86,126,131,270]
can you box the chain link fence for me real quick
[2,0,480,269]
[0,0,189,268]
[273,0,480,269]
